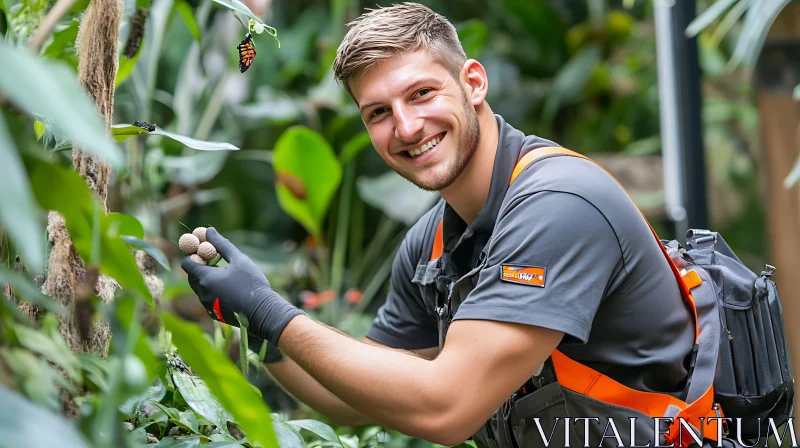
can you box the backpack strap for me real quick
[512,147,721,446]
[428,146,722,446]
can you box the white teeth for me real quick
[407,135,443,158]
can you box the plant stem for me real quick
[28,0,78,53]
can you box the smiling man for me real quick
[181,3,721,447]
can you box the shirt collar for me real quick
[442,114,527,252]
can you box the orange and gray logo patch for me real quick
[501,265,546,287]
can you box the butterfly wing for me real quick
[237,33,256,73]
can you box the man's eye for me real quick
[416,88,431,98]
[370,107,388,119]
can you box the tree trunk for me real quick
[17,0,162,417]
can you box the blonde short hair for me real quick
[333,2,467,101]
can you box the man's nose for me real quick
[393,105,424,142]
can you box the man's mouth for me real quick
[405,132,446,158]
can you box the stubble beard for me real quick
[396,92,481,192]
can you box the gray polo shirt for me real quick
[366,115,695,396]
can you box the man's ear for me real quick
[460,59,489,106]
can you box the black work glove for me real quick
[181,228,304,346]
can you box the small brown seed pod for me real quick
[179,233,200,254]
[193,227,207,243]
[188,254,206,265]
[197,242,217,261]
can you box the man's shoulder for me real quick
[498,152,647,250]
[509,151,619,199]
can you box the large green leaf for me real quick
[210,0,267,29]
[175,0,201,41]
[122,236,170,271]
[167,353,233,432]
[338,131,372,165]
[161,314,278,448]
[356,171,439,226]
[685,0,740,37]
[542,45,601,123]
[0,387,91,447]
[28,160,153,306]
[108,212,145,239]
[457,19,488,58]
[273,126,342,238]
[271,417,305,448]
[112,124,239,150]
[288,420,343,447]
[12,323,80,382]
[153,436,202,447]
[0,42,124,170]
[42,18,80,68]
[119,378,167,417]
[0,115,45,272]
[0,268,63,314]
[116,37,144,87]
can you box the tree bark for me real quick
[16,0,163,417]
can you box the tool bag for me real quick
[670,229,794,439]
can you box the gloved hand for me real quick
[181,228,304,346]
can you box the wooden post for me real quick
[755,0,800,434]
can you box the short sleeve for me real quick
[365,232,439,350]
[452,191,624,344]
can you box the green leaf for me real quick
[457,19,488,58]
[175,0,201,41]
[685,0,739,37]
[42,18,80,66]
[271,417,305,448]
[210,0,268,30]
[338,131,372,165]
[0,268,63,314]
[122,236,171,271]
[273,126,342,238]
[116,39,144,87]
[542,45,601,123]
[179,409,200,433]
[0,42,124,170]
[110,124,150,141]
[13,323,80,382]
[287,420,343,447]
[120,378,167,417]
[168,355,233,432]
[1,348,63,411]
[0,387,91,447]
[161,314,279,448]
[108,212,145,239]
[356,171,439,226]
[0,115,45,272]
[153,436,202,447]
[111,124,239,150]
[28,160,153,306]
[34,120,45,140]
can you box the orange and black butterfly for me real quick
[237,33,256,73]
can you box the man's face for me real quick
[350,50,480,191]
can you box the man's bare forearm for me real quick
[277,316,453,442]
[265,356,374,427]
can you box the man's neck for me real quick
[439,109,499,226]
